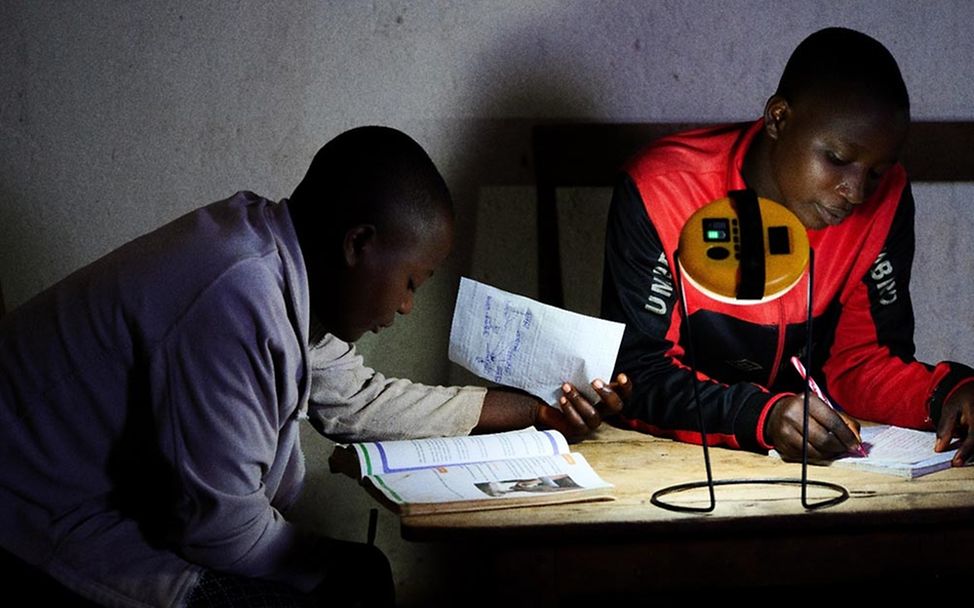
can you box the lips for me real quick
[815,202,851,226]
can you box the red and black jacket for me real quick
[601,120,974,452]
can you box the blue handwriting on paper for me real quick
[475,295,534,383]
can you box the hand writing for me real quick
[765,394,862,462]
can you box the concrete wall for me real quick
[3,1,973,604]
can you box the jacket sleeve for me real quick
[304,334,485,443]
[822,182,974,428]
[601,174,780,452]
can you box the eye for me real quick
[407,278,417,292]
[825,150,849,166]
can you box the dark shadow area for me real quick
[0,547,102,607]
[436,16,614,386]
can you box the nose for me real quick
[838,167,869,206]
[398,291,414,316]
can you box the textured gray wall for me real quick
[2,1,973,604]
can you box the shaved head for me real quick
[289,126,454,254]
[776,27,909,117]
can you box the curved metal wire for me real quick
[651,248,849,513]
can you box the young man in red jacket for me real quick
[602,27,974,464]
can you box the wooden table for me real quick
[397,424,974,605]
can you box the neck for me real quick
[309,313,329,345]
[740,129,780,201]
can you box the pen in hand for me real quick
[789,356,867,457]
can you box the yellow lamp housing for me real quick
[677,189,809,304]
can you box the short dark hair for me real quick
[776,27,910,115]
[289,126,453,247]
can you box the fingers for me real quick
[938,397,972,465]
[837,411,862,443]
[559,383,601,431]
[772,421,835,463]
[937,383,974,458]
[549,375,633,438]
[952,433,974,467]
[935,409,958,453]
[590,374,628,417]
[805,396,863,454]
[612,373,632,401]
[769,395,862,461]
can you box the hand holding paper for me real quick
[448,277,626,406]
[553,376,631,429]
[477,377,629,438]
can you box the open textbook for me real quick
[448,277,626,405]
[329,428,615,515]
[830,425,956,479]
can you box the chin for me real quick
[344,330,368,343]
[328,326,366,343]
[795,209,827,231]
[809,215,835,230]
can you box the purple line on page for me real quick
[369,430,565,475]
[542,430,560,453]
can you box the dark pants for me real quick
[0,546,101,607]
[1,538,394,608]
[186,538,395,608]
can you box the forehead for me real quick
[385,208,454,261]
[790,90,908,160]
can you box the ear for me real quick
[764,95,790,141]
[343,224,377,268]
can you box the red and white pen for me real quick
[790,355,867,456]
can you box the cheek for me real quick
[376,274,407,311]
[781,153,834,202]
[806,157,839,187]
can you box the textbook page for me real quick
[448,277,626,404]
[350,428,570,478]
[364,452,614,515]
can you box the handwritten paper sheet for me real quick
[830,425,956,478]
[856,425,944,462]
[448,277,626,405]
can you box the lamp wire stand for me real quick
[650,248,849,513]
